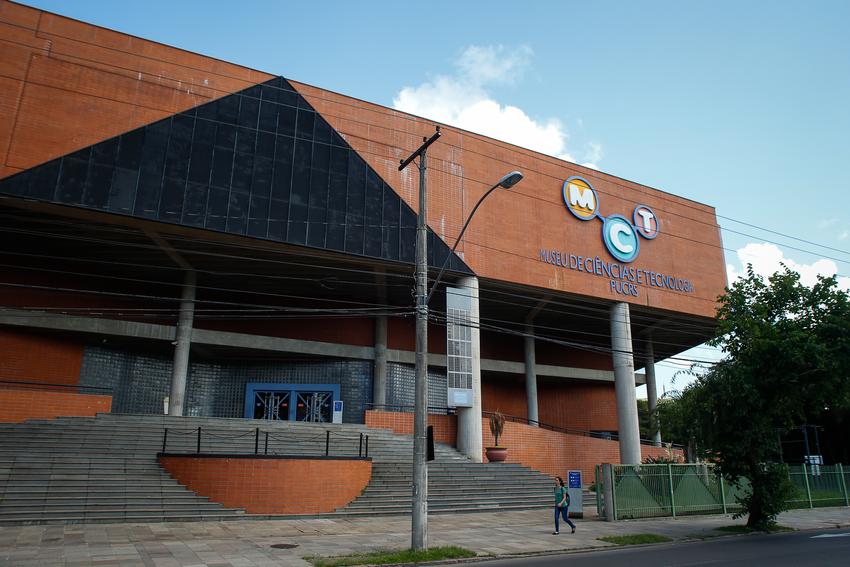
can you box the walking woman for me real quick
[553,476,576,535]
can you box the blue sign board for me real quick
[568,471,582,489]
[333,401,343,412]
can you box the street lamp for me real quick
[425,170,523,304]
[399,130,523,550]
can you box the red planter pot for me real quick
[485,447,507,462]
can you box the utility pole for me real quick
[399,126,441,551]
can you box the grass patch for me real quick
[597,534,672,545]
[715,524,794,534]
[306,546,476,567]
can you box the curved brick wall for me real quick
[482,420,680,481]
[158,455,372,514]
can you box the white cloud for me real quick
[393,45,601,168]
[726,242,850,291]
[839,230,849,241]
[818,218,838,230]
[455,44,532,86]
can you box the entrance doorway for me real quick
[244,383,340,422]
[252,391,290,420]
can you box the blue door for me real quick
[244,383,340,421]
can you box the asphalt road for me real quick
[482,528,850,566]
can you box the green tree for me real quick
[656,393,700,459]
[685,266,850,530]
[637,398,652,440]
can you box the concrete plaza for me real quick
[1,507,848,566]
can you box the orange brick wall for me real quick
[294,81,727,318]
[365,410,457,446]
[0,388,111,422]
[0,1,725,317]
[482,420,679,481]
[0,0,273,179]
[482,376,619,432]
[365,410,676,483]
[0,327,84,386]
[158,455,372,514]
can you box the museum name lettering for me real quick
[539,249,696,297]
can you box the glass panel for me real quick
[307,142,330,248]
[237,95,260,129]
[363,169,382,257]
[83,163,113,209]
[28,159,60,201]
[158,176,185,222]
[295,109,315,141]
[108,167,138,213]
[253,391,290,420]
[344,152,366,254]
[296,391,333,422]
[181,182,208,227]
[288,138,312,244]
[226,190,249,234]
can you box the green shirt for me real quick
[554,486,570,507]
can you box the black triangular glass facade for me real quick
[0,77,470,273]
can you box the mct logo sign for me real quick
[563,176,659,263]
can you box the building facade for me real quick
[0,1,726,464]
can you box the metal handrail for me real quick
[160,425,369,458]
[365,404,679,447]
[366,403,455,415]
[481,410,683,449]
[0,379,112,392]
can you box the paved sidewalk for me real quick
[1,507,848,567]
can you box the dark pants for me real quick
[554,506,575,532]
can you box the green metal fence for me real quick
[787,464,850,509]
[596,463,848,520]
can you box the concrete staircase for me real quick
[340,461,554,515]
[0,413,554,524]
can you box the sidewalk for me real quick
[1,507,848,567]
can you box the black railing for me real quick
[366,403,455,415]
[159,426,370,458]
[365,403,676,447]
[0,379,112,394]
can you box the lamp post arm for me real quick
[425,181,501,305]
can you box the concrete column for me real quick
[456,276,483,462]
[645,337,662,447]
[524,326,539,426]
[373,315,388,409]
[609,302,641,464]
[168,271,196,416]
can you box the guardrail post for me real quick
[254,427,260,454]
[264,431,269,455]
[719,473,727,514]
[602,463,615,521]
[325,430,330,456]
[162,428,168,453]
[668,464,676,517]
[802,463,813,508]
[838,463,849,507]
[359,433,363,457]
[196,427,201,454]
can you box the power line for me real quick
[0,29,847,265]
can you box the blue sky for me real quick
[20,0,850,394]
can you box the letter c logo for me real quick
[602,215,639,263]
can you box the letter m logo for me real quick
[569,183,595,211]
[562,176,599,220]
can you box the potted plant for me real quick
[485,410,507,462]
